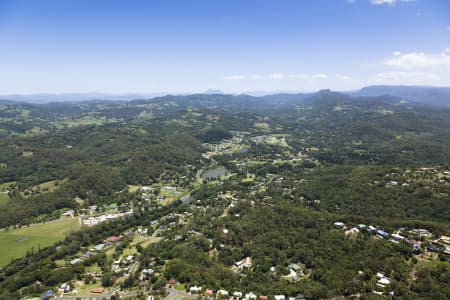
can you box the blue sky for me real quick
[0,0,449,94]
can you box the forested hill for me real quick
[1,91,450,228]
[0,90,442,136]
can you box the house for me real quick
[205,289,214,297]
[410,228,431,237]
[233,291,243,299]
[106,236,121,243]
[377,277,391,287]
[376,272,391,288]
[333,222,345,229]
[60,283,71,293]
[168,278,177,287]
[296,294,305,299]
[61,210,74,216]
[376,230,389,238]
[217,290,229,297]
[427,244,440,253]
[444,246,450,256]
[245,292,257,300]
[235,257,252,269]
[357,224,367,231]
[70,258,82,265]
[259,296,268,300]
[91,287,105,293]
[142,268,154,276]
[288,264,302,272]
[94,243,105,251]
[275,295,286,300]
[391,233,405,241]
[190,286,202,293]
[405,240,421,251]
[41,290,55,300]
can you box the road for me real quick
[165,288,198,300]
[56,287,198,300]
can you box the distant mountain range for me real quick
[1,85,450,107]
[349,85,450,108]
[0,92,167,104]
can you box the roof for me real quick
[217,290,229,295]
[168,278,177,285]
[94,243,105,251]
[91,287,105,293]
[41,290,55,300]
[107,236,121,242]
[378,278,391,285]
[376,229,389,237]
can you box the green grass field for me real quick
[0,193,9,207]
[0,181,15,207]
[0,217,81,267]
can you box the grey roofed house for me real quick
[41,290,55,300]
[70,258,82,265]
[94,243,105,251]
[376,229,389,238]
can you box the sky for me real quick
[0,0,449,94]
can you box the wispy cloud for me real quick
[345,0,415,5]
[289,74,308,79]
[223,75,246,80]
[224,73,331,81]
[383,47,450,69]
[311,73,328,79]
[250,74,263,80]
[376,71,440,83]
[268,73,284,80]
[370,0,415,5]
[289,73,329,79]
[335,73,351,80]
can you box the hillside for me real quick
[0,92,449,298]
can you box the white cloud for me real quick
[311,73,328,79]
[371,0,415,5]
[290,73,329,79]
[289,74,308,79]
[223,72,332,81]
[376,71,440,84]
[250,74,263,80]
[223,75,246,80]
[370,0,415,5]
[383,47,450,69]
[268,73,284,80]
[335,73,351,80]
